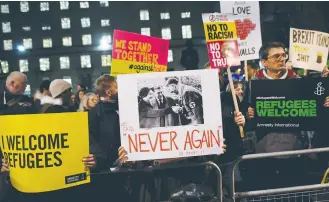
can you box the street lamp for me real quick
[98,36,111,50]
[17,45,26,52]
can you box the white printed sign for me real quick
[289,28,329,72]
[117,70,224,161]
[220,1,262,61]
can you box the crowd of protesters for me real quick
[0,41,328,202]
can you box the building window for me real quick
[141,27,151,36]
[20,2,29,12]
[43,38,52,48]
[161,27,171,40]
[182,25,192,39]
[19,59,29,72]
[81,55,91,68]
[60,56,70,69]
[101,19,110,27]
[101,55,112,67]
[181,12,191,19]
[23,38,32,49]
[22,26,31,31]
[1,61,9,73]
[40,2,49,11]
[63,76,72,84]
[1,5,9,13]
[80,2,89,9]
[140,10,149,21]
[42,26,51,31]
[168,50,173,62]
[39,58,50,71]
[3,40,12,51]
[61,17,71,29]
[82,34,92,45]
[100,1,109,7]
[160,12,170,20]
[25,85,31,96]
[2,22,11,33]
[60,1,69,10]
[81,17,91,28]
[62,36,72,46]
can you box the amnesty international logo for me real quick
[314,82,325,96]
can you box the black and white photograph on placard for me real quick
[137,75,204,129]
[117,69,223,161]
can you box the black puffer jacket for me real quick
[88,101,121,172]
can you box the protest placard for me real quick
[117,69,224,161]
[202,13,241,68]
[289,28,329,72]
[220,1,262,61]
[111,30,170,76]
[0,113,90,193]
[251,78,329,131]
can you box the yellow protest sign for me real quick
[203,22,238,42]
[0,112,90,193]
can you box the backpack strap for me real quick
[40,104,52,113]
[6,96,24,107]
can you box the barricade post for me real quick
[231,147,329,201]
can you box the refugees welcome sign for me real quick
[251,78,329,131]
[0,113,90,193]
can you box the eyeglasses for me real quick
[267,53,288,61]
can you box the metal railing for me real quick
[231,147,329,201]
[93,161,223,202]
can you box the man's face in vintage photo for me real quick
[154,88,163,100]
[168,84,178,94]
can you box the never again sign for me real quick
[0,113,90,193]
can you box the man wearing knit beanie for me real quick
[39,79,75,113]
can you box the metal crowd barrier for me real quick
[231,147,329,202]
[93,161,223,202]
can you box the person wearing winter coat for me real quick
[81,74,134,201]
[37,79,76,113]
[245,42,329,189]
[0,72,35,202]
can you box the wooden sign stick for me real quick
[244,60,248,81]
[227,66,245,138]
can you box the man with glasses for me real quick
[254,42,297,80]
[244,42,329,190]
